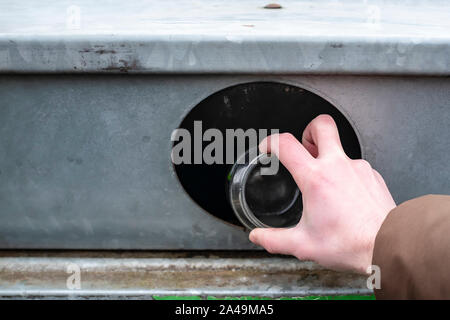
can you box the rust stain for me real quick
[79,48,117,54]
[1,267,363,290]
[0,251,367,295]
[264,3,282,9]
[101,59,140,73]
[95,49,117,54]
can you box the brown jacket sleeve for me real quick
[373,194,450,299]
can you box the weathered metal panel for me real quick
[0,0,449,75]
[0,74,448,249]
[0,251,370,298]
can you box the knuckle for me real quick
[293,246,311,262]
[313,114,335,128]
[306,168,329,191]
[353,159,372,171]
[373,169,386,184]
[372,168,381,178]
[303,162,319,180]
[325,149,347,161]
[265,244,276,254]
[262,237,277,254]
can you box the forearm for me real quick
[373,194,450,299]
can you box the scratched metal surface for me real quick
[0,251,370,298]
[0,0,449,74]
[0,74,449,249]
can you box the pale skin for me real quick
[249,114,396,274]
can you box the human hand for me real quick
[249,115,396,274]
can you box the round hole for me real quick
[173,82,362,228]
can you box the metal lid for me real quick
[1,0,449,75]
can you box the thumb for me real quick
[249,227,303,256]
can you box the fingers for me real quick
[259,133,314,186]
[302,114,345,158]
[249,228,301,256]
[301,136,319,158]
[250,228,312,260]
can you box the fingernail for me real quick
[249,230,256,242]
[259,137,268,154]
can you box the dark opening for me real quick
[173,82,362,227]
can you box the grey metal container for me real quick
[0,0,449,251]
